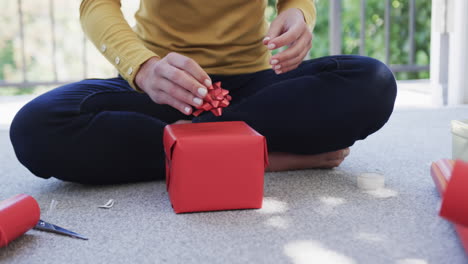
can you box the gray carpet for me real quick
[1,107,467,264]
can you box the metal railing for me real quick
[1,0,89,88]
[329,0,429,73]
[1,0,430,88]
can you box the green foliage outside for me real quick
[0,40,16,81]
[268,0,431,80]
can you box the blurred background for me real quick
[0,0,432,96]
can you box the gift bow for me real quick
[193,82,232,117]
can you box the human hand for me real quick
[263,8,312,74]
[135,53,212,115]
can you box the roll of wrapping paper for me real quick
[431,160,468,254]
[440,160,468,227]
[0,194,40,247]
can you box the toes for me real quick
[326,149,349,168]
[318,158,344,169]
[343,148,350,158]
[329,148,350,160]
[329,159,344,168]
[327,149,346,160]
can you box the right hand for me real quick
[135,52,212,115]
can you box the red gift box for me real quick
[163,121,269,213]
[430,159,468,254]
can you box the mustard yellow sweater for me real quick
[80,0,316,89]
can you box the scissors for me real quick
[34,219,88,240]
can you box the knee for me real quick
[363,57,397,104]
[355,57,396,117]
[355,58,397,136]
[10,94,57,179]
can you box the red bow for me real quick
[193,82,232,117]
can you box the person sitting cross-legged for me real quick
[10,0,397,184]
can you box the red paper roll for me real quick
[440,161,468,227]
[0,194,40,247]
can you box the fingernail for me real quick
[198,87,207,97]
[193,97,203,105]
[263,37,270,42]
[268,43,276,50]
[276,70,282,74]
[274,65,281,70]
[271,59,279,65]
[204,79,212,88]
[184,106,191,114]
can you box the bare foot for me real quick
[172,120,192,125]
[266,148,350,172]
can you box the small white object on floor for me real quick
[46,199,58,216]
[357,173,385,190]
[98,199,114,209]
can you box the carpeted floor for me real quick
[1,106,467,264]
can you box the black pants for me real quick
[10,55,397,184]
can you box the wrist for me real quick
[135,56,160,92]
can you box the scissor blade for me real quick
[34,220,88,240]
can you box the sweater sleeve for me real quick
[79,0,159,90]
[277,0,316,31]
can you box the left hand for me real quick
[263,8,312,74]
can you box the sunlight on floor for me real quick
[313,196,347,216]
[265,215,290,229]
[354,232,386,243]
[394,80,432,108]
[396,258,429,264]
[319,196,346,206]
[284,240,356,264]
[0,95,35,130]
[260,198,290,229]
[364,188,399,199]
[258,197,288,214]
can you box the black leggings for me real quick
[10,55,397,184]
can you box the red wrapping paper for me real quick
[192,82,231,117]
[163,121,269,213]
[0,194,40,247]
[440,161,468,226]
[430,160,468,254]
